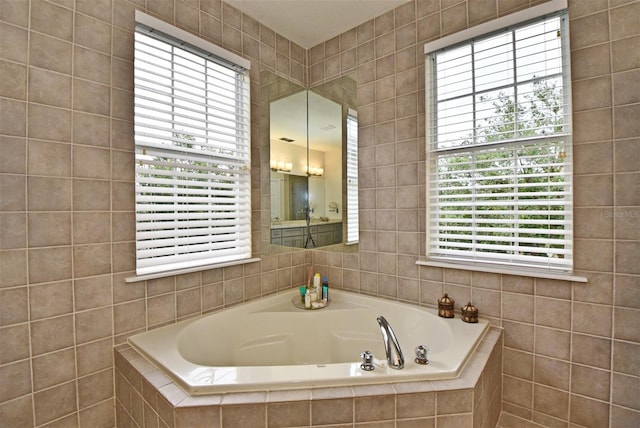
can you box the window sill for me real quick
[125,257,262,283]
[415,259,588,283]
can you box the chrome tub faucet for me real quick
[376,316,405,370]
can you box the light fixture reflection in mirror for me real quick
[307,167,324,176]
[270,159,292,172]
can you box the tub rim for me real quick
[127,288,491,395]
[116,325,503,408]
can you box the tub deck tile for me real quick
[221,391,267,405]
[311,386,354,400]
[129,354,157,374]
[179,394,223,407]
[159,382,189,406]
[393,380,437,394]
[477,338,499,354]
[143,368,174,390]
[351,383,396,397]
[267,389,312,403]
[484,328,502,343]
[430,377,468,391]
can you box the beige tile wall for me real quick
[0,0,638,427]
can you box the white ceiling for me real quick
[224,0,410,49]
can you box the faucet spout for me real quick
[376,316,405,370]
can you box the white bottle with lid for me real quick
[313,273,321,302]
[304,289,312,308]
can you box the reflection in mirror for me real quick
[346,108,359,244]
[270,91,343,248]
[262,69,358,250]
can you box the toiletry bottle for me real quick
[304,287,312,309]
[313,273,321,302]
[322,276,329,302]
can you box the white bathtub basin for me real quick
[127,289,489,394]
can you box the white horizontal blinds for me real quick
[427,11,572,271]
[346,108,359,244]
[134,24,251,275]
[434,15,569,150]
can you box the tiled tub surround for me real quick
[1,0,638,427]
[115,325,502,427]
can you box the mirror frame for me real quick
[260,69,358,251]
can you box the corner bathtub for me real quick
[128,289,489,394]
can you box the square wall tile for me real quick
[571,364,611,401]
[28,246,72,284]
[0,212,26,250]
[534,356,569,391]
[28,104,71,142]
[28,32,72,74]
[0,60,26,100]
[27,139,71,177]
[612,372,640,411]
[77,338,114,377]
[33,380,77,426]
[572,302,613,337]
[0,395,34,427]
[28,212,71,248]
[30,0,73,41]
[0,287,28,326]
[535,326,570,360]
[570,11,610,50]
[0,360,31,402]
[73,243,111,278]
[73,79,111,116]
[29,280,73,320]
[611,35,640,73]
[570,394,610,427]
[30,314,74,356]
[32,348,76,391]
[0,324,30,364]
[28,67,71,108]
[503,376,532,409]
[75,306,113,344]
[610,2,640,41]
[614,306,640,342]
[533,384,568,420]
[572,333,611,369]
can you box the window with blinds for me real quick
[134,15,251,276]
[425,9,573,272]
[346,108,359,244]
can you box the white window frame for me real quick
[130,12,256,279]
[421,0,585,280]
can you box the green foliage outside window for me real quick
[436,78,568,259]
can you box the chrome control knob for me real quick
[414,345,430,365]
[360,350,375,371]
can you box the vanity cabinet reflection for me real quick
[270,222,343,248]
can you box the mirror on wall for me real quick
[262,70,358,250]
